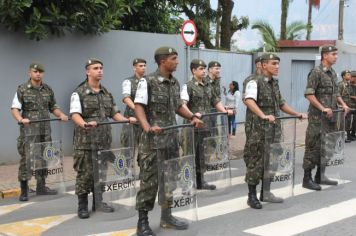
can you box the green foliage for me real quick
[252,20,307,52]
[0,0,144,40]
[120,1,183,34]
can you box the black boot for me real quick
[160,207,188,230]
[348,132,356,141]
[77,194,90,219]
[36,178,57,195]
[196,174,216,190]
[19,181,28,201]
[260,182,283,203]
[302,169,321,190]
[315,166,338,185]
[345,134,352,143]
[137,210,155,236]
[92,190,114,213]
[247,184,262,209]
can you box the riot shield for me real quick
[320,110,345,185]
[23,118,66,199]
[263,116,297,200]
[157,124,198,224]
[91,121,136,219]
[198,112,231,193]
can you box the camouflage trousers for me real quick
[303,122,321,170]
[17,135,49,182]
[345,112,352,132]
[351,113,356,134]
[73,149,95,195]
[136,147,178,211]
[243,139,265,186]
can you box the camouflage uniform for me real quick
[182,76,220,186]
[15,80,60,181]
[338,80,352,132]
[135,69,183,211]
[243,75,285,185]
[206,75,221,100]
[350,83,356,135]
[303,65,339,170]
[71,80,119,195]
[122,75,143,147]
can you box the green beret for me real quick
[133,58,146,66]
[341,70,351,77]
[351,71,356,77]
[190,59,206,68]
[254,56,262,64]
[85,58,103,68]
[29,62,45,72]
[260,53,280,62]
[320,45,337,54]
[154,47,178,56]
[208,61,221,68]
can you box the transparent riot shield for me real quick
[23,118,66,199]
[263,116,297,200]
[320,110,345,185]
[157,124,198,224]
[198,112,231,193]
[91,121,136,219]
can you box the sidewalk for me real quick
[0,121,307,199]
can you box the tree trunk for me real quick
[220,0,234,51]
[280,0,289,40]
[215,1,221,48]
[306,2,312,40]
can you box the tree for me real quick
[306,0,320,40]
[280,0,292,40]
[219,0,249,51]
[120,1,183,34]
[0,0,143,40]
[252,20,308,52]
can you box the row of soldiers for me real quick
[10,47,232,236]
[10,44,354,236]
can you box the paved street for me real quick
[0,138,356,236]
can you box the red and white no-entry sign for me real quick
[181,20,198,46]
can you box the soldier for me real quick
[338,70,354,142]
[121,58,146,147]
[70,58,136,219]
[134,47,202,236]
[206,61,222,100]
[243,53,306,209]
[11,62,68,202]
[302,45,350,191]
[181,59,232,190]
[350,71,356,138]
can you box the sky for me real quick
[211,0,356,50]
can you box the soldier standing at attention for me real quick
[338,70,354,142]
[11,62,68,202]
[181,59,232,190]
[206,61,222,100]
[302,45,350,191]
[134,47,202,236]
[122,58,146,146]
[70,58,136,219]
[243,53,306,209]
[349,71,356,139]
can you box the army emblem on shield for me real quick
[113,154,127,177]
[215,139,228,161]
[335,136,343,154]
[43,146,58,161]
[279,149,292,170]
[180,163,193,189]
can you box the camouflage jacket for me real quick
[350,84,356,108]
[205,75,221,100]
[242,73,258,136]
[136,69,183,150]
[246,75,285,142]
[16,80,59,137]
[72,80,119,150]
[337,80,351,105]
[305,64,339,121]
[184,77,220,114]
[122,75,140,118]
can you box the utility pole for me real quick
[338,0,344,40]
